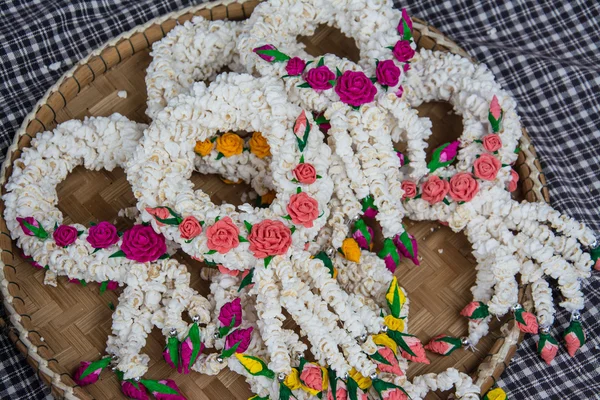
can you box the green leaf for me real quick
[335,67,342,77]
[187,323,202,366]
[443,198,451,206]
[109,249,126,258]
[370,350,392,365]
[158,253,169,260]
[398,230,415,258]
[108,302,115,310]
[297,82,312,88]
[296,187,302,194]
[219,315,236,338]
[387,330,417,357]
[139,379,179,395]
[514,146,521,154]
[206,249,217,255]
[154,216,181,225]
[167,335,180,367]
[215,216,220,222]
[79,357,111,380]
[264,256,273,268]
[328,79,337,87]
[216,152,224,160]
[299,154,305,163]
[220,340,241,359]
[238,235,248,243]
[346,378,360,400]
[317,57,325,67]
[77,230,84,236]
[316,174,322,179]
[401,19,412,41]
[255,48,291,62]
[100,281,108,294]
[283,215,292,220]
[313,116,329,125]
[279,383,295,400]
[244,220,253,233]
[22,220,48,239]
[369,76,377,83]
[290,226,296,234]
[238,268,255,292]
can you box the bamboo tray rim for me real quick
[0,0,549,398]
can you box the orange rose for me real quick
[216,132,244,157]
[194,139,214,157]
[249,132,271,158]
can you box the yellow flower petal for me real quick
[484,388,507,400]
[249,131,271,159]
[284,368,302,390]
[341,238,361,263]
[349,368,372,390]
[216,132,244,157]
[372,333,398,355]
[384,315,405,333]
[235,353,263,375]
[385,276,399,307]
[194,139,214,157]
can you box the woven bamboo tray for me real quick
[0,1,550,399]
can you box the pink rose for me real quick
[121,380,149,400]
[248,220,292,258]
[376,59,401,87]
[146,207,170,226]
[287,192,319,228]
[219,298,242,328]
[421,175,449,204]
[16,217,40,236]
[516,311,538,334]
[87,221,119,249]
[401,180,417,199]
[539,338,558,365]
[225,326,253,353]
[376,347,403,376]
[305,65,335,90]
[53,225,78,247]
[474,153,501,181]
[286,57,306,76]
[482,134,502,152]
[564,331,582,357]
[382,388,408,400]
[327,380,347,400]
[121,224,167,263]
[448,173,479,202]
[300,363,325,392]
[206,216,240,254]
[179,216,202,240]
[392,40,415,62]
[508,168,519,192]
[153,379,185,400]
[401,336,430,364]
[335,70,377,107]
[253,44,277,62]
[293,163,317,184]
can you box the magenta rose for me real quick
[53,225,78,247]
[87,221,119,249]
[121,225,166,262]
[305,65,336,90]
[253,44,276,62]
[225,326,253,353]
[376,59,401,87]
[392,40,415,62]
[152,379,186,400]
[248,220,292,258]
[219,298,242,328]
[293,163,317,184]
[121,380,149,400]
[286,57,306,76]
[17,217,40,236]
[335,70,377,107]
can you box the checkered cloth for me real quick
[0,0,598,399]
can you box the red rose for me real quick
[421,175,449,204]
[482,134,502,152]
[206,216,240,254]
[401,180,417,199]
[448,172,479,202]
[248,220,292,258]
[293,163,317,184]
[179,216,202,240]
[474,153,501,181]
[286,192,319,228]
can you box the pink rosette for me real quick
[401,180,417,200]
[287,192,319,228]
[87,221,119,249]
[225,327,253,353]
[121,380,149,400]
[106,280,119,290]
[305,65,335,90]
[538,334,559,365]
[121,224,166,263]
[218,298,242,328]
[299,362,326,393]
[482,134,502,152]
[248,220,292,258]
[474,153,501,181]
[286,57,306,76]
[178,216,202,240]
[460,301,489,320]
[393,232,419,266]
[352,223,374,250]
[335,70,377,107]
[53,225,78,247]
[392,40,415,62]
[448,173,479,202]
[421,175,449,204]
[293,163,317,184]
[206,216,240,254]
[400,336,429,364]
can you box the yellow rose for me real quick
[216,132,244,157]
[341,238,361,263]
[284,368,302,390]
[260,191,276,205]
[349,368,372,390]
[372,333,398,355]
[483,388,507,400]
[384,315,405,332]
[249,131,271,159]
[194,139,214,157]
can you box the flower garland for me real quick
[145,16,246,119]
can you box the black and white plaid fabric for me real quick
[0,0,599,399]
